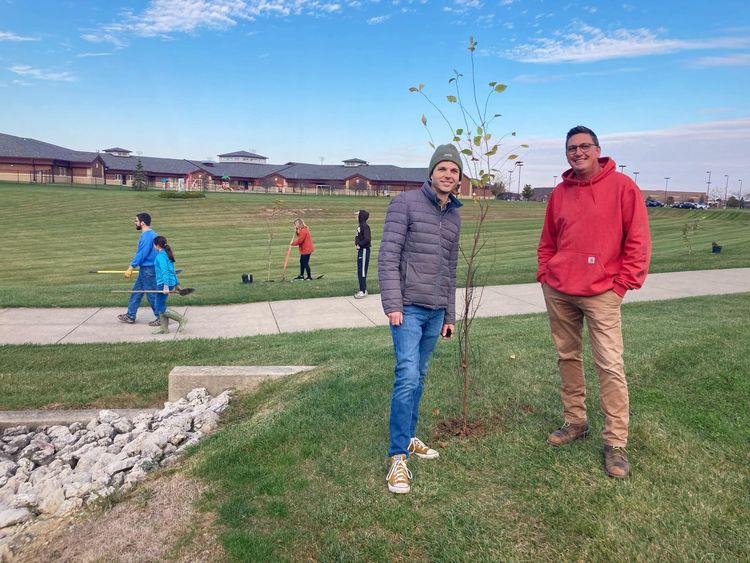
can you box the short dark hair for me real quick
[566,125,599,147]
[136,212,151,226]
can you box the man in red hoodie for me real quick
[537,125,651,479]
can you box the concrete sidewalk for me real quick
[0,268,748,346]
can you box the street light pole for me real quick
[724,175,729,206]
[515,161,524,196]
[664,177,670,203]
[706,171,712,203]
[508,170,513,195]
[633,171,639,184]
[552,175,557,187]
[738,179,743,200]
[619,164,627,174]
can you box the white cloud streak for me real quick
[76,52,114,58]
[0,31,38,42]
[367,14,390,24]
[692,53,750,67]
[83,0,347,43]
[506,24,750,63]
[9,65,76,82]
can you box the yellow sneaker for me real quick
[408,437,439,459]
[386,454,412,494]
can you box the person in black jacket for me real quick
[354,209,371,298]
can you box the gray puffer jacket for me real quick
[378,182,462,323]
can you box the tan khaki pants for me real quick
[542,284,629,447]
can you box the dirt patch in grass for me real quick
[433,414,508,440]
[11,470,224,562]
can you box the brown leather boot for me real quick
[547,421,590,447]
[603,445,630,478]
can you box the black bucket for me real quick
[712,245,722,254]
[241,274,253,283]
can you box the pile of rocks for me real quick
[0,388,231,534]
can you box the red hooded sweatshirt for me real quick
[537,157,651,297]
[291,227,315,255]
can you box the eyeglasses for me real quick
[566,143,598,154]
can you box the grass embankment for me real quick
[1,182,748,307]
[1,293,748,559]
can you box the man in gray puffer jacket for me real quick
[378,144,463,494]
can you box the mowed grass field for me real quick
[1,181,748,307]
[0,294,748,559]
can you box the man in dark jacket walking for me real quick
[378,144,463,494]
[354,209,371,298]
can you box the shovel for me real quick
[111,288,195,296]
[91,269,183,274]
[281,236,294,280]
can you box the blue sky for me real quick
[1,0,748,195]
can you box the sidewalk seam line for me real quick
[56,307,102,344]
[269,301,281,333]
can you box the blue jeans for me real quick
[388,304,445,457]
[126,266,158,320]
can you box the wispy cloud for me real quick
[506,24,750,63]
[9,65,76,82]
[83,0,347,44]
[367,14,390,24]
[0,31,38,42]
[12,79,33,87]
[514,66,641,83]
[76,52,114,58]
[692,53,750,67]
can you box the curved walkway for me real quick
[1,268,748,346]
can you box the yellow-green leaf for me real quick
[447,95,457,103]
[484,133,491,141]
[485,146,498,157]
[508,154,518,160]
[452,136,460,142]
[473,135,481,146]
[456,128,464,135]
[421,115,427,126]
[408,87,418,92]
[461,149,473,155]
[489,81,497,87]
[494,84,507,93]
[521,144,529,148]
[418,83,424,90]
[477,127,483,135]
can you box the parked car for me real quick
[694,202,708,209]
[646,200,664,207]
[673,202,698,209]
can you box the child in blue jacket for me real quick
[152,236,188,334]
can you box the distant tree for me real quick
[699,194,706,204]
[667,196,675,205]
[726,196,740,208]
[490,180,506,198]
[261,175,276,193]
[522,183,534,201]
[646,195,654,202]
[131,159,147,191]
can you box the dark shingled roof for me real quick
[102,147,131,153]
[218,150,267,159]
[188,161,292,178]
[276,163,427,183]
[0,132,98,163]
[343,158,368,164]
[101,154,201,175]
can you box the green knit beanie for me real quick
[428,144,463,180]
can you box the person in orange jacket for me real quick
[290,218,315,280]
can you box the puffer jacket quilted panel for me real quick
[378,182,462,323]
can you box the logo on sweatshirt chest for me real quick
[587,256,596,265]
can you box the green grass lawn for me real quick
[1,181,748,307]
[1,293,748,559]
